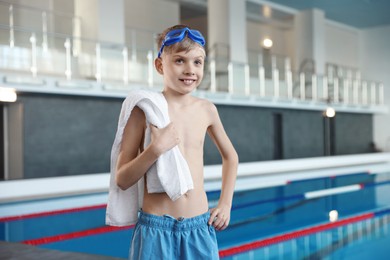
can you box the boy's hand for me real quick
[149,123,180,156]
[208,203,231,231]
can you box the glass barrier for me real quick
[208,56,229,93]
[208,42,229,61]
[125,27,157,56]
[0,26,32,74]
[204,57,385,106]
[248,50,289,81]
[0,2,79,37]
[326,62,361,81]
[197,57,211,91]
[227,61,248,95]
[0,26,160,89]
[0,24,386,107]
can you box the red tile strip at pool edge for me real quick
[218,212,374,258]
[22,225,134,246]
[0,204,107,222]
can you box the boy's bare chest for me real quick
[168,107,208,149]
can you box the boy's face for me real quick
[156,46,205,95]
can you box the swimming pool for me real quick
[1,169,390,259]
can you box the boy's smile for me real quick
[179,78,196,85]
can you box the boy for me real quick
[114,25,238,259]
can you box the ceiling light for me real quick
[262,38,273,49]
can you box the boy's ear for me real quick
[155,58,163,75]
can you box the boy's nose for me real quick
[183,63,195,75]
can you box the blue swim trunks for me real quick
[129,211,219,260]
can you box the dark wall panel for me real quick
[204,105,274,164]
[21,94,122,178]
[205,106,326,164]
[283,110,324,159]
[334,113,373,155]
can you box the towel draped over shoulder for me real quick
[106,89,193,227]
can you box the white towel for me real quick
[106,89,193,226]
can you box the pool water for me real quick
[1,171,390,259]
[226,215,390,260]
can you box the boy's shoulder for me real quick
[190,95,218,112]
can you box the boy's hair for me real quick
[156,24,205,57]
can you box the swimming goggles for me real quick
[157,27,205,58]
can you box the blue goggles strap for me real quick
[158,27,205,58]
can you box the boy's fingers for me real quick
[208,209,219,225]
[214,214,226,229]
[214,218,223,228]
[219,224,228,231]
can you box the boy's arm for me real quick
[116,106,179,190]
[206,103,239,230]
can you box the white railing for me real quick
[205,52,385,107]
[0,23,386,108]
[0,25,161,87]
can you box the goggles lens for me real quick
[158,27,205,58]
